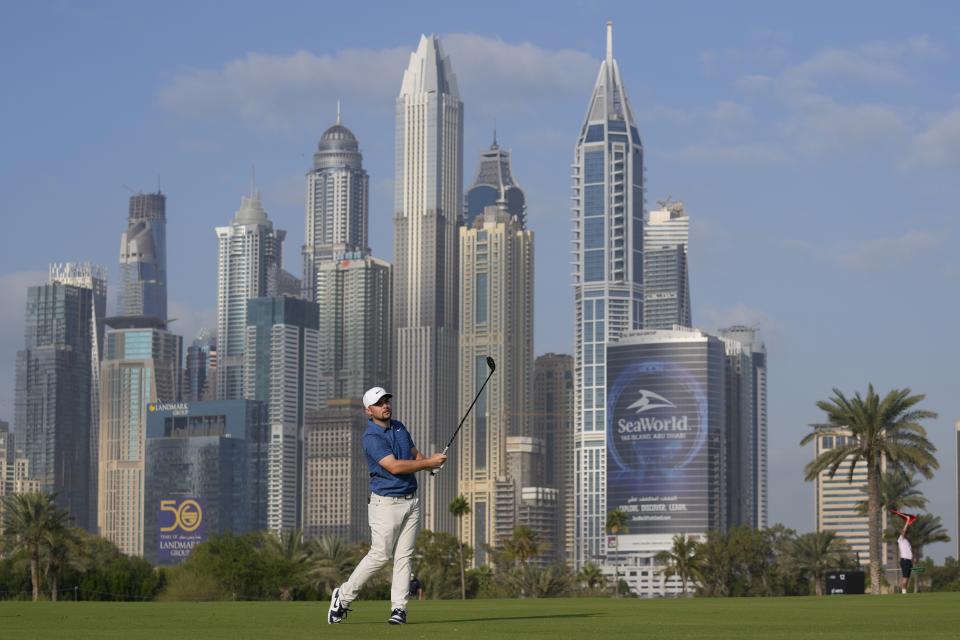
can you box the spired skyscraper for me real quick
[215,191,286,401]
[394,34,463,533]
[571,23,645,565]
[118,192,167,322]
[301,105,370,302]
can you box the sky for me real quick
[1,1,959,560]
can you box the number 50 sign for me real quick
[160,499,204,533]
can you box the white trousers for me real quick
[340,493,420,610]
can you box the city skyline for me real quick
[1,3,958,560]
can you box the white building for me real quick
[458,205,533,564]
[643,201,691,329]
[215,192,285,401]
[244,296,319,534]
[393,34,463,533]
[301,108,370,302]
[571,23,645,566]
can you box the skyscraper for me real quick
[144,399,267,563]
[719,326,768,528]
[533,353,575,564]
[98,318,182,556]
[302,107,370,302]
[458,204,534,562]
[464,136,526,228]
[118,192,167,322]
[571,23,645,565]
[184,329,217,402]
[15,265,105,531]
[48,262,107,527]
[643,201,691,329]
[244,295,319,533]
[394,34,463,532]
[216,192,286,400]
[316,256,392,405]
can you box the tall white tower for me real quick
[571,23,645,566]
[393,35,463,533]
[215,192,285,400]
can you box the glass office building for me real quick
[144,400,267,564]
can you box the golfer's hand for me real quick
[426,453,447,469]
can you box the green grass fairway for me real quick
[1,594,958,639]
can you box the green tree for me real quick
[262,529,311,600]
[306,535,359,598]
[576,561,606,592]
[449,495,471,600]
[856,469,928,541]
[790,531,855,596]
[605,509,628,597]
[502,526,545,570]
[414,530,468,599]
[503,563,574,598]
[802,385,938,594]
[41,525,81,601]
[654,534,700,595]
[0,493,70,601]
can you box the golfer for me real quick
[897,518,914,594]
[328,386,446,625]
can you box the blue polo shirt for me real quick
[363,419,418,497]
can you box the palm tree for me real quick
[790,531,854,596]
[0,492,71,601]
[504,526,544,570]
[449,495,471,600]
[606,509,628,597]
[263,529,310,600]
[307,535,358,597]
[577,561,606,592]
[654,533,700,596]
[855,469,927,531]
[42,526,81,601]
[802,385,938,594]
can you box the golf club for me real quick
[431,356,496,476]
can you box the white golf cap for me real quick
[362,386,392,408]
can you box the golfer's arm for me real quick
[411,448,426,461]
[378,454,432,475]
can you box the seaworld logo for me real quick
[626,390,675,414]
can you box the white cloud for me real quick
[908,108,960,168]
[159,35,598,129]
[782,94,910,153]
[837,230,944,272]
[159,47,410,129]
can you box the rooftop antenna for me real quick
[606,21,613,64]
[336,98,341,125]
[493,119,498,147]
[250,164,257,198]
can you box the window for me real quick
[584,185,604,216]
[584,150,605,183]
[584,250,604,281]
[585,125,604,143]
[585,218,604,249]
[474,273,488,323]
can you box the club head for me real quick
[486,356,496,372]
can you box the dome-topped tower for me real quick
[302,102,370,300]
[314,103,362,170]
